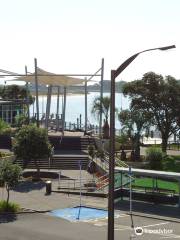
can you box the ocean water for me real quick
[30,92,130,129]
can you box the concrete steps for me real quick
[51,154,89,170]
[48,136,93,151]
[15,158,50,169]
[15,154,89,170]
[15,136,95,170]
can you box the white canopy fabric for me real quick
[14,68,85,86]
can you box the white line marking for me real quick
[142,222,169,228]
[114,226,131,231]
[115,228,131,231]
[161,234,180,239]
[116,214,129,218]
[94,223,107,226]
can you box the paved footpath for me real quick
[141,146,180,156]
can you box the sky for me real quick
[0,0,179,85]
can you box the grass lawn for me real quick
[132,177,179,194]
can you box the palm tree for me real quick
[118,109,152,161]
[91,96,110,138]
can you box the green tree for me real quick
[13,125,52,179]
[0,84,34,105]
[118,109,151,160]
[0,160,22,205]
[0,119,10,135]
[15,114,29,128]
[91,96,110,123]
[146,147,163,170]
[123,72,180,153]
[91,96,115,138]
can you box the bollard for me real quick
[45,180,52,195]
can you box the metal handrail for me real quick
[95,173,109,183]
[58,177,96,190]
[96,177,109,191]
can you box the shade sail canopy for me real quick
[14,68,85,86]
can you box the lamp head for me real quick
[159,45,176,51]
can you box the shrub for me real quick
[163,155,180,172]
[146,147,163,170]
[0,152,13,158]
[15,114,29,128]
[0,119,10,135]
[116,134,129,145]
[0,200,20,213]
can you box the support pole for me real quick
[34,58,39,127]
[42,95,45,118]
[62,86,67,136]
[108,70,116,240]
[61,92,64,130]
[99,58,104,137]
[77,118,79,129]
[121,171,123,200]
[56,86,60,131]
[129,167,132,215]
[25,66,30,123]
[84,78,87,133]
[33,101,34,117]
[45,85,52,129]
[45,86,50,129]
[179,179,180,208]
[80,114,82,130]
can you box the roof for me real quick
[115,167,180,180]
[14,68,85,86]
[0,99,27,104]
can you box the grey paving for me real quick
[0,211,180,240]
[1,180,180,240]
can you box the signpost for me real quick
[77,160,82,220]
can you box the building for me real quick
[0,99,27,125]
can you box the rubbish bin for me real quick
[46,180,52,195]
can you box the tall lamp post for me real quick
[108,45,176,240]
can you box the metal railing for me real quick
[57,172,110,192]
[57,177,96,191]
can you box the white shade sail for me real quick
[14,68,85,86]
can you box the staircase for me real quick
[93,152,135,192]
[15,154,89,170]
[48,136,93,152]
[51,153,89,170]
[15,136,94,170]
[15,158,50,169]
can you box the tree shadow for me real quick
[22,171,70,180]
[115,199,180,219]
[13,181,45,193]
[0,214,17,224]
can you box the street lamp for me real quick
[108,45,176,240]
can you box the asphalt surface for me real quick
[0,212,180,240]
[1,178,180,239]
